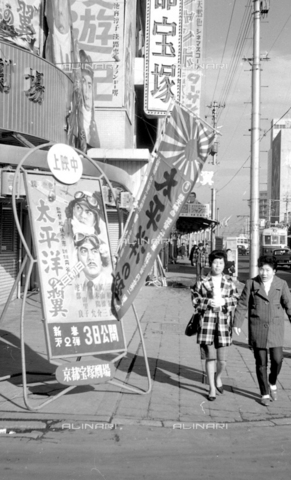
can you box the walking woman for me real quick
[233,255,291,406]
[191,250,240,401]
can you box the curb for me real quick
[1,415,291,432]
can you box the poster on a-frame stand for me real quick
[24,171,126,360]
[3,143,151,411]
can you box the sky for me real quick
[194,0,291,237]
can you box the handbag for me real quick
[185,312,201,336]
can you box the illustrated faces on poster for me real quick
[82,72,93,112]
[73,202,96,227]
[70,191,100,233]
[53,0,70,34]
[76,236,102,280]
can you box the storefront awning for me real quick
[0,144,135,194]
[176,216,218,233]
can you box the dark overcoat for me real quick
[233,275,291,348]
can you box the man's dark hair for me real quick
[208,249,227,266]
[258,255,277,270]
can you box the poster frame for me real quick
[0,143,152,411]
[23,169,127,360]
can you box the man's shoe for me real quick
[269,386,278,401]
[261,396,270,406]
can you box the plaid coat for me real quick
[233,275,291,348]
[191,273,240,347]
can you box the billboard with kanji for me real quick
[24,172,125,359]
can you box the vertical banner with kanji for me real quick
[181,0,205,116]
[144,0,183,116]
[113,103,215,319]
[24,172,126,359]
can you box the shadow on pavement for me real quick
[0,329,55,379]
[232,340,251,350]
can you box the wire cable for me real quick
[211,0,237,103]
[217,105,291,193]
[266,12,291,55]
[217,5,252,119]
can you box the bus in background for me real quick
[260,226,288,255]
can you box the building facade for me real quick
[259,190,268,221]
[0,0,151,305]
[267,119,291,224]
[0,0,213,305]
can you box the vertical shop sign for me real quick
[181,0,204,115]
[144,0,183,116]
[24,165,125,359]
[70,0,125,108]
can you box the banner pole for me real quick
[108,302,152,395]
[174,99,221,135]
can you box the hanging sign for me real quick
[23,172,126,359]
[144,0,183,116]
[47,144,83,184]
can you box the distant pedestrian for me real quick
[168,239,177,264]
[189,244,198,266]
[223,249,235,277]
[196,243,206,281]
[179,243,186,259]
[233,255,291,406]
[191,250,240,401]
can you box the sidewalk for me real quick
[1,259,291,432]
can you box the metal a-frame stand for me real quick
[0,143,152,411]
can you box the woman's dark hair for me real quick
[208,249,227,266]
[258,255,277,270]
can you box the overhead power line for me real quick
[216,0,252,121]
[266,12,291,55]
[217,105,291,193]
[211,0,237,103]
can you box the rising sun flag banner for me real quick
[112,102,216,319]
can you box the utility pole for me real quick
[211,188,216,251]
[206,101,224,165]
[249,0,270,276]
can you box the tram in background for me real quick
[236,235,250,253]
[260,226,288,255]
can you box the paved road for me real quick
[1,256,291,479]
[1,422,291,479]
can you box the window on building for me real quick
[272,235,279,245]
[280,235,286,245]
[0,204,15,253]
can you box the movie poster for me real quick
[0,0,44,55]
[24,172,125,359]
